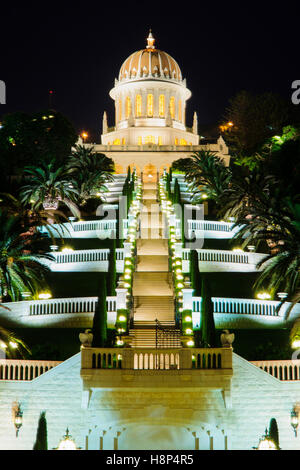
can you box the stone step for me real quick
[129,326,182,349]
[136,255,169,272]
[137,239,169,255]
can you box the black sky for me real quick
[1,2,299,142]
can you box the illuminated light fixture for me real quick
[118,315,126,322]
[257,292,271,300]
[125,260,132,266]
[124,283,130,288]
[14,404,23,437]
[56,428,79,450]
[232,248,244,253]
[292,338,300,349]
[125,268,132,273]
[9,342,18,349]
[116,339,124,346]
[185,316,192,322]
[187,340,194,347]
[255,430,277,450]
[177,283,184,289]
[185,328,193,335]
[201,194,208,199]
[81,132,88,142]
[291,409,299,437]
[38,292,52,300]
[124,274,131,280]
[177,291,183,297]
[176,275,184,281]
[0,341,7,349]
[61,247,74,253]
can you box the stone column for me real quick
[116,288,127,310]
[182,288,194,311]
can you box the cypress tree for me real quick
[200,277,217,348]
[269,418,280,449]
[173,178,181,205]
[33,411,48,450]
[127,165,131,181]
[92,278,107,347]
[107,239,116,296]
[169,167,172,182]
[190,250,201,295]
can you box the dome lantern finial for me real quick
[146,29,155,49]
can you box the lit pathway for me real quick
[130,181,180,348]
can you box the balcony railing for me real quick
[39,219,129,239]
[81,347,232,371]
[192,297,281,316]
[181,248,266,272]
[46,248,125,273]
[251,360,300,381]
[0,359,62,381]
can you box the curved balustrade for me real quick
[28,297,116,316]
[251,360,300,381]
[0,360,61,381]
[182,249,250,264]
[51,248,124,264]
[188,220,234,232]
[192,297,279,317]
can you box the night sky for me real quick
[1,2,299,142]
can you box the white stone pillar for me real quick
[182,288,194,310]
[115,288,127,310]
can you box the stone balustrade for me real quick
[181,248,266,272]
[39,219,129,239]
[81,347,232,371]
[181,293,300,328]
[0,295,122,328]
[191,297,281,316]
[45,248,125,273]
[251,359,300,381]
[0,359,62,381]
[185,220,240,239]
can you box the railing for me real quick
[50,248,124,264]
[28,297,116,315]
[81,347,232,371]
[192,297,281,317]
[0,360,62,381]
[187,220,235,232]
[251,360,300,381]
[38,219,129,238]
[182,248,251,264]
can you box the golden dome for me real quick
[119,31,182,83]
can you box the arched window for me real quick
[175,138,178,145]
[138,136,142,145]
[113,139,120,145]
[147,94,154,117]
[145,135,155,144]
[169,96,175,119]
[125,96,131,119]
[118,99,122,121]
[178,100,182,122]
[135,94,142,117]
[122,138,126,145]
[158,136,162,145]
[159,95,165,117]
[180,139,187,145]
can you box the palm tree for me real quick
[172,151,232,202]
[19,161,79,217]
[0,210,53,302]
[0,193,70,243]
[0,322,30,358]
[66,145,114,203]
